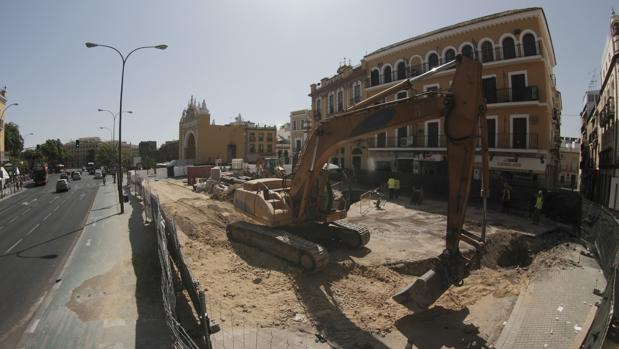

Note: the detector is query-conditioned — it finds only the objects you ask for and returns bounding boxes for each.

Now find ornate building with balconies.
[309,7,562,196]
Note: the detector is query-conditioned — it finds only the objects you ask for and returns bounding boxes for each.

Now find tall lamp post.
[85,42,167,214]
[99,126,113,142]
[97,109,133,143]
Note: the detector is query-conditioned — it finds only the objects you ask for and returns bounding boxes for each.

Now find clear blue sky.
[0,0,614,148]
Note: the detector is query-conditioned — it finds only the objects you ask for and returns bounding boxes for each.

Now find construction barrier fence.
[130,172,215,349]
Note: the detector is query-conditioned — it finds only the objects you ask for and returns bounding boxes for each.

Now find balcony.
[363,132,538,150]
[365,42,543,88]
[486,86,539,104]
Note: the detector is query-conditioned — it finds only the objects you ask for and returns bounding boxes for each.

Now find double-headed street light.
[85,42,167,214]
[0,102,18,120]
[99,126,113,141]
[97,109,132,143]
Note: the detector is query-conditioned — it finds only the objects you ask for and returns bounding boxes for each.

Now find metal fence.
[580,199,619,348]
[130,173,215,349]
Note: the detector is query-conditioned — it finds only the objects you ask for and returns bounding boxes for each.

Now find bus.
[32,163,48,186]
[87,162,95,175]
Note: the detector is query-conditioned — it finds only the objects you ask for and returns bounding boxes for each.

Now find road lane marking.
[6,238,22,253]
[32,198,37,202]
[53,205,59,212]
[26,223,40,236]
[27,319,40,334]
[42,213,52,221]
[21,208,31,215]
[9,216,17,223]
[50,197,59,203]
[86,239,91,247]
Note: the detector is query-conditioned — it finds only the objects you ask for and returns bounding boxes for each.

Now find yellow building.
[178,97,276,164]
[310,7,562,191]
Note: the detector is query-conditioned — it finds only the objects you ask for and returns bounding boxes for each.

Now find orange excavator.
[228,55,489,311]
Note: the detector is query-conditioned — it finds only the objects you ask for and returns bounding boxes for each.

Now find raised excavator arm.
[231,55,489,311]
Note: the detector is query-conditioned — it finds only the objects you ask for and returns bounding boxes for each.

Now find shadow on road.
[127,195,173,348]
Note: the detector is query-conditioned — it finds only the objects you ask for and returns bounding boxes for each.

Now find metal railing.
[490,86,539,103]
[365,42,542,88]
[362,132,539,149]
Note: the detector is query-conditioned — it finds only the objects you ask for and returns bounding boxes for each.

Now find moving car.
[56,179,70,192]
[72,172,81,180]
[94,169,103,179]
[60,173,70,181]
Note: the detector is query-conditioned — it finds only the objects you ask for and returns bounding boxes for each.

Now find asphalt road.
[0,173,101,348]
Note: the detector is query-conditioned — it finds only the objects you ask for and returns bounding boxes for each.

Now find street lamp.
[97,109,132,143]
[0,102,19,131]
[85,42,167,214]
[99,126,113,142]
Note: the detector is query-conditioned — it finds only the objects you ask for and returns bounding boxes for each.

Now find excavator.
[228,55,489,312]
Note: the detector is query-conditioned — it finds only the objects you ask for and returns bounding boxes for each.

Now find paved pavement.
[0,174,100,348]
[17,179,171,348]
[496,246,605,349]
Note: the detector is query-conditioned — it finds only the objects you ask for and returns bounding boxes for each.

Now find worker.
[501,182,511,213]
[387,175,396,200]
[532,190,543,224]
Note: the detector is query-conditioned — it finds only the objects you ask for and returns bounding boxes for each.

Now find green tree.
[96,142,117,169]
[21,149,42,170]
[39,139,67,169]
[4,122,24,160]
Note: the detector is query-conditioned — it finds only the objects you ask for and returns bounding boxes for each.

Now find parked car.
[72,172,82,180]
[56,179,70,192]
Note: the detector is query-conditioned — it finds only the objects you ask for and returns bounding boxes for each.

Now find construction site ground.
[147,178,604,348]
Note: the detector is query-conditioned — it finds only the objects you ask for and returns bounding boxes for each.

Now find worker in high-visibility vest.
[387,175,396,200]
[532,190,543,224]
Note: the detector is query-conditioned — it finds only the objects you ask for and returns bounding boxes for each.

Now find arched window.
[383,65,392,83]
[481,41,494,62]
[396,61,407,80]
[428,53,439,69]
[502,37,516,59]
[522,33,537,56]
[370,69,380,86]
[461,44,474,59]
[444,48,456,63]
[410,56,423,76]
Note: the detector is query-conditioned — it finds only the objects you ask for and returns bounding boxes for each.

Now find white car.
[94,170,103,179]
[56,179,70,192]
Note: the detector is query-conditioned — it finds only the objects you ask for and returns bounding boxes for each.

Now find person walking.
[102,173,107,186]
[394,176,401,199]
[501,182,511,213]
[532,190,543,224]
[387,175,396,200]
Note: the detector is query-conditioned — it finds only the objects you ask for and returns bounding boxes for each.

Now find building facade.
[276,123,291,164]
[309,7,561,193]
[581,13,619,210]
[289,109,311,158]
[178,97,276,165]
[580,90,601,201]
[559,137,580,190]
[64,137,102,169]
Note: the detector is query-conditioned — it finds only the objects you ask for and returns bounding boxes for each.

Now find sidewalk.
[18,182,172,348]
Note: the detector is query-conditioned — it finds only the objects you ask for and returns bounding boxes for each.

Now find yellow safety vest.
[394,179,400,189]
[535,195,543,209]
[387,178,396,189]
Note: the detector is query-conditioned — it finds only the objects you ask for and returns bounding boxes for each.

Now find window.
[522,33,537,56]
[383,66,392,83]
[249,132,256,141]
[396,61,407,80]
[267,133,273,142]
[461,44,474,59]
[316,98,322,116]
[295,139,302,151]
[292,121,296,130]
[396,91,408,100]
[249,143,256,153]
[267,144,272,153]
[510,73,527,102]
[425,84,439,93]
[370,69,380,86]
[259,133,264,142]
[353,83,361,103]
[444,48,456,63]
[502,37,516,59]
[426,121,439,147]
[300,120,305,129]
[428,53,439,69]
[511,116,528,149]
[328,94,334,114]
[259,144,264,153]
[487,118,496,148]
[480,41,494,62]
[482,77,497,103]
[376,132,387,148]
[397,126,408,147]
[337,90,344,112]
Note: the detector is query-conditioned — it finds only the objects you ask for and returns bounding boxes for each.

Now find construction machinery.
[228,55,489,312]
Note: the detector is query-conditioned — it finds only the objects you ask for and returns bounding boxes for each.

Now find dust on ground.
[147,179,583,348]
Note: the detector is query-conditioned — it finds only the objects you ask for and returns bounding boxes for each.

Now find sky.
[0,0,615,148]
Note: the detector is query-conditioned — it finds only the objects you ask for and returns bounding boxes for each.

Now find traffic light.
[36,144,40,151]
[75,140,80,149]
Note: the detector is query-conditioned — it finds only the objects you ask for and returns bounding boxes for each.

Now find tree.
[5,122,24,160]
[96,142,117,169]
[21,149,42,170]
[156,140,179,162]
[39,139,67,169]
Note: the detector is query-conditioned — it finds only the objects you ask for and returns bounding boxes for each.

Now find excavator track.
[226,221,329,272]
[287,221,371,249]
[329,221,371,248]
